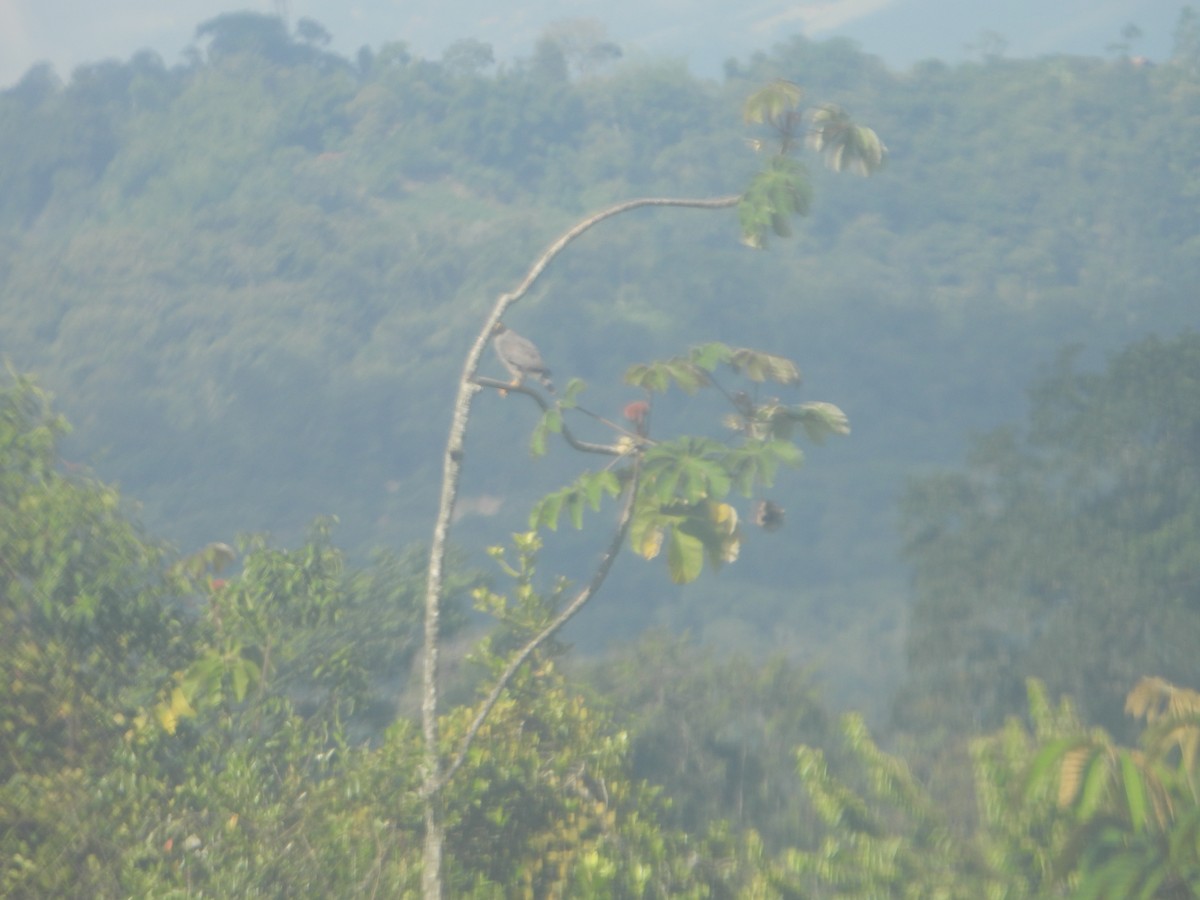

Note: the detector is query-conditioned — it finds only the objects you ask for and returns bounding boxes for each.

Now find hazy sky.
[0,0,1183,87]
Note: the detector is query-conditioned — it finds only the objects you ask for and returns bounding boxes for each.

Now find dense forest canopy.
[2,12,1199,714]
[4,8,1200,896]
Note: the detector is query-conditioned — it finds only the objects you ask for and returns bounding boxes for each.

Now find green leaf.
[728,348,801,385]
[743,80,804,127]
[567,491,585,530]
[725,450,762,495]
[582,470,620,508]
[1025,736,1087,802]
[686,456,732,502]
[738,156,812,248]
[1078,751,1111,821]
[807,104,887,175]
[666,528,705,584]
[764,440,804,468]
[644,440,733,505]
[630,514,664,560]
[1093,850,1154,900]
[529,471,621,532]
[623,363,667,392]
[530,420,548,457]
[796,401,851,443]
[529,407,563,458]
[623,359,709,394]
[230,656,255,703]
[561,377,586,406]
[181,653,227,704]
[647,458,685,503]
[530,491,566,531]
[688,342,734,372]
[1118,750,1149,833]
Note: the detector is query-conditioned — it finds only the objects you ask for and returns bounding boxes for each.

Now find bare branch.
[503,195,741,306]
[473,376,637,455]
[571,402,652,445]
[436,460,641,792]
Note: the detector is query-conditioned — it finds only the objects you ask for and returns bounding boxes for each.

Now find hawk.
[491,323,555,394]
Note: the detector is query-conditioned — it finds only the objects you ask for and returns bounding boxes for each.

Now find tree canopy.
[897,333,1200,740]
[3,11,1200,895]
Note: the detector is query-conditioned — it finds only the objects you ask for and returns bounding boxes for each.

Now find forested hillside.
[4,9,1200,896]
[4,13,1198,716]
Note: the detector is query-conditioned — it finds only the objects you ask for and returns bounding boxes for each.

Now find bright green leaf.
[1078,751,1111,821]
[666,528,705,584]
[530,491,566,531]
[1119,750,1148,833]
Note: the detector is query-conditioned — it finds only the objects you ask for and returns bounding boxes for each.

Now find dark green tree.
[896,333,1200,742]
[0,374,188,895]
[0,374,182,779]
[584,632,837,850]
[195,12,299,65]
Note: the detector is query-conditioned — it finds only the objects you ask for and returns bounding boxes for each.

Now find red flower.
[623,400,649,421]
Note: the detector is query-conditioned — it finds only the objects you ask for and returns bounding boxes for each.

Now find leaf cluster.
[526,343,847,584]
[10,376,1200,897]
[736,80,884,248]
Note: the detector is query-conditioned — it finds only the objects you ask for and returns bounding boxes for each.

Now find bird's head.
[491,322,508,336]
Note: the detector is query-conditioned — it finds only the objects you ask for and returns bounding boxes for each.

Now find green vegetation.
[897,334,1200,743]
[3,8,1200,897]
[5,370,1200,895]
[405,72,885,893]
[4,14,1197,722]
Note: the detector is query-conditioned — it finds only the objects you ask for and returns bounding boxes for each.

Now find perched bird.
[491,323,555,394]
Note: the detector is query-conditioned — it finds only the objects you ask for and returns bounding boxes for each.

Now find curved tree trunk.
[418,194,738,899]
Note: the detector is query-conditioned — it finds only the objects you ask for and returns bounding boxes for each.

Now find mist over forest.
[2,8,1200,896]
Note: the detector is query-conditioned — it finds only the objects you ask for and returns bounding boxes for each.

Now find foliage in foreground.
[1,371,1198,898]
[0,374,752,896]
[764,678,1200,899]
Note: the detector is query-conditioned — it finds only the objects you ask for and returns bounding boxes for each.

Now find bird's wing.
[500,331,546,371]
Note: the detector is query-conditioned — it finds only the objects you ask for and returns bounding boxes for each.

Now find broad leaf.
[624,359,710,394]
[1077,750,1111,821]
[529,406,563,457]
[728,348,801,385]
[666,528,705,584]
[807,104,887,175]
[794,401,851,443]
[743,79,804,128]
[530,490,566,531]
[688,342,734,372]
[583,469,621,507]
[1025,735,1088,802]
[643,439,732,504]
[529,471,622,531]
[1119,750,1148,833]
[561,377,586,405]
[230,656,259,703]
[738,156,812,249]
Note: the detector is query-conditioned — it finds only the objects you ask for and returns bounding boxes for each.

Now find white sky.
[0,0,1183,88]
